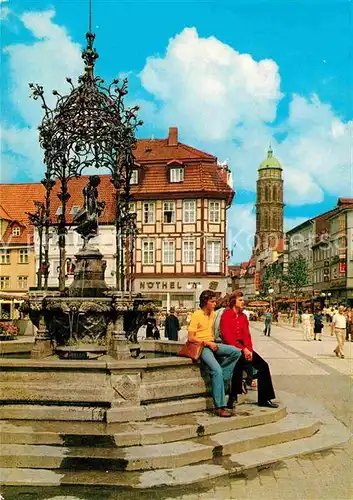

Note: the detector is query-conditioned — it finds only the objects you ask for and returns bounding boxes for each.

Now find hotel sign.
[139,281,183,291]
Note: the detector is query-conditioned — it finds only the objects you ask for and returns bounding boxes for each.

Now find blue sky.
[1,0,352,262]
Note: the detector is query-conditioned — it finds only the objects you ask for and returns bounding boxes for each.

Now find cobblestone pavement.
[2,323,352,500]
[181,322,353,500]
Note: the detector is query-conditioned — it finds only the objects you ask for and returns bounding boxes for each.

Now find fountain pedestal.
[109,315,131,360]
[69,247,108,297]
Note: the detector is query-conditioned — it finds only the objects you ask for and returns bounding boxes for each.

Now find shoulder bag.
[178,340,204,361]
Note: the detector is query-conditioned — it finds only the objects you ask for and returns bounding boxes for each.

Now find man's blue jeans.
[200,344,241,409]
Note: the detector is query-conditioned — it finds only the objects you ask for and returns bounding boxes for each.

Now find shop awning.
[247,300,270,307]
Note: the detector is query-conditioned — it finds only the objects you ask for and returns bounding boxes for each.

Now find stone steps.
[0,404,287,447]
[0,413,320,471]
[0,392,349,488]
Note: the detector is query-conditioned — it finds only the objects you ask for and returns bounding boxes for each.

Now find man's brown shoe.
[215,408,232,418]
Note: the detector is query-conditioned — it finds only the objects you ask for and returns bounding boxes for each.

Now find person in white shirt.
[331,305,347,358]
[301,309,312,341]
[243,309,251,321]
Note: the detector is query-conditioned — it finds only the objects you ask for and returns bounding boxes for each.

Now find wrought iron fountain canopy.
[29,28,142,294]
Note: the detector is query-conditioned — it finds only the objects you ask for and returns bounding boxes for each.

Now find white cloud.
[140,27,282,141]
[1,9,82,179]
[139,28,352,204]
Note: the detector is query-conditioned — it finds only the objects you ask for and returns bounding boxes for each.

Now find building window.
[182,240,195,264]
[12,226,20,236]
[265,185,270,201]
[0,277,10,289]
[163,202,176,223]
[209,201,221,223]
[18,276,28,289]
[19,249,29,264]
[130,170,139,185]
[170,168,184,183]
[162,240,175,265]
[143,202,155,224]
[183,200,196,223]
[0,249,10,264]
[142,240,154,265]
[129,202,136,214]
[206,240,221,272]
[272,185,277,201]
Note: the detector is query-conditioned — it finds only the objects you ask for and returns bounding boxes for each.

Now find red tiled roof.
[0,204,11,220]
[134,138,215,162]
[0,183,44,245]
[0,132,234,230]
[337,198,353,205]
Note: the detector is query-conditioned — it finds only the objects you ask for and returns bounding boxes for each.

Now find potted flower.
[0,322,19,341]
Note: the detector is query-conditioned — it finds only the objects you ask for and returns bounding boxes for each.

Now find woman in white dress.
[302,309,312,341]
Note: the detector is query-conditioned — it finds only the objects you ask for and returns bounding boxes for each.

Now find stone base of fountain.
[69,247,108,298]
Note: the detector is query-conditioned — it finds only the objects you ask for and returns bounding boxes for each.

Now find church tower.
[254,146,284,252]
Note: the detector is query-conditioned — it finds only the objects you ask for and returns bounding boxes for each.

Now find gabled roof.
[0,183,44,246]
[0,129,234,231]
[134,138,216,163]
[0,204,11,220]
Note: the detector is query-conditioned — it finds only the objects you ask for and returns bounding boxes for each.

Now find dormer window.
[12,226,20,236]
[167,160,184,183]
[170,168,184,183]
[130,169,139,185]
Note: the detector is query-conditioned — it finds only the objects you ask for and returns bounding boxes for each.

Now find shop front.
[133,277,227,311]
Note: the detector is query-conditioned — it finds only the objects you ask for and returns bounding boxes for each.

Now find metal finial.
[89,0,92,33]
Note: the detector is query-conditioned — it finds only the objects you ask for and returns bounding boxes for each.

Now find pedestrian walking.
[263,307,272,336]
[146,311,160,340]
[302,309,312,341]
[165,307,180,341]
[331,305,347,358]
[345,307,352,342]
[313,310,324,341]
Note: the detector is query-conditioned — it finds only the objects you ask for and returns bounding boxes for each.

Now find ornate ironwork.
[29,26,142,294]
[26,201,45,289]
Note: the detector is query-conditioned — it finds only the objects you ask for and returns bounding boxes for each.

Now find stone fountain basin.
[0,340,212,423]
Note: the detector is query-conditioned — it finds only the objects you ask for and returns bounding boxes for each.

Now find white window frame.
[162,240,175,265]
[19,249,29,264]
[129,202,136,214]
[209,201,221,223]
[18,276,28,289]
[182,240,195,265]
[0,250,10,264]
[142,239,155,265]
[163,201,176,224]
[206,240,222,273]
[143,202,155,224]
[130,170,139,185]
[0,277,10,289]
[170,168,184,183]
[12,226,20,236]
[183,200,196,224]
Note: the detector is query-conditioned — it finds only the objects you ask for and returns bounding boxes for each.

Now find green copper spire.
[258,145,282,170]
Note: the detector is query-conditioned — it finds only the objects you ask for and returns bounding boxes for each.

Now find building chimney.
[168,127,178,146]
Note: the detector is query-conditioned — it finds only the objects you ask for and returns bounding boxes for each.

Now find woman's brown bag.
[178,340,204,361]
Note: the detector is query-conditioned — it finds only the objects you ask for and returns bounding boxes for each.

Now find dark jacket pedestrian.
[146,312,160,339]
[313,312,324,340]
[165,308,180,341]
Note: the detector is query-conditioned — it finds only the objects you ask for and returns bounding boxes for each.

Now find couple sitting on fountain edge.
[188,289,278,418]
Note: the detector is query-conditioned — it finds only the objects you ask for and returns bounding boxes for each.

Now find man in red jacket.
[220,290,278,409]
